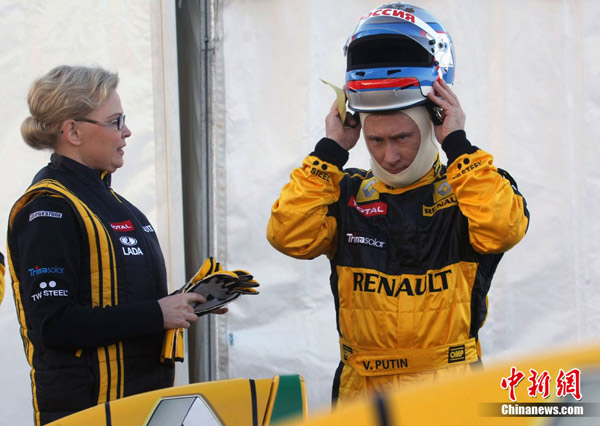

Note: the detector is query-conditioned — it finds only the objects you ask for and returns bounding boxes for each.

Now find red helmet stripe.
[347,78,420,91]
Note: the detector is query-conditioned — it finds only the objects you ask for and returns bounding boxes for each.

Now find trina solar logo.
[348,196,388,217]
[28,266,65,276]
[346,232,386,248]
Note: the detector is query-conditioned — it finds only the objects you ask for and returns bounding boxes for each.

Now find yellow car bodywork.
[48,374,306,426]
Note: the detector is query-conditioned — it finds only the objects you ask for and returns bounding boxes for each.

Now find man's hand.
[427,79,466,143]
[158,293,227,329]
[325,99,361,151]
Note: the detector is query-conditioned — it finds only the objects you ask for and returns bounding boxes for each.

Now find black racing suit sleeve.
[12,195,164,350]
[441,130,479,163]
[310,137,350,169]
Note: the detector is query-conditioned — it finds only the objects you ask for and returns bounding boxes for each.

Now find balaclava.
[360,106,438,188]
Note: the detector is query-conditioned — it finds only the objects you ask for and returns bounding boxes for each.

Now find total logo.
[120,236,144,256]
[348,196,388,217]
[111,220,135,232]
[31,280,69,301]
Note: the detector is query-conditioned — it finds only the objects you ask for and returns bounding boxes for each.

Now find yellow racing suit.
[267,131,529,403]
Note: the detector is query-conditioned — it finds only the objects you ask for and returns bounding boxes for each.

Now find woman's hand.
[158,293,228,329]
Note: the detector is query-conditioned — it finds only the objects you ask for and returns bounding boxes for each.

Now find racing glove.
[161,258,259,363]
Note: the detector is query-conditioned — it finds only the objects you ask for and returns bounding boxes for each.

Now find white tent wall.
[0,1,184,424]
[218,0,600,415]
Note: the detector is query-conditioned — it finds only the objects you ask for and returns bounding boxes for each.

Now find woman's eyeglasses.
[75,114,126,131]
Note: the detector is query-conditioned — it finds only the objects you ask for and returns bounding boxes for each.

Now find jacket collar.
[49,153,112,188]
[373,156,443,195]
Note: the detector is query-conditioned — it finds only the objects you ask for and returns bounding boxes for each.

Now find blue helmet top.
[344,3,455,112]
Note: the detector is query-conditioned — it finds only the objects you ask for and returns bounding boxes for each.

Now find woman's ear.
[60,120,82,146]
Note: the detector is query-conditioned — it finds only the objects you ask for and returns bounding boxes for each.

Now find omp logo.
[28,266,65,276]
[448,345,466,363]
[142,224,155,233]
[111,220,135,232]
[29,211,63,221]
[120,236,138,246]
[348,196,387,217]
[346,232,386,248]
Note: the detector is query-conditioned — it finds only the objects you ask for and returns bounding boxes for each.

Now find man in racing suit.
[267,79,529,403]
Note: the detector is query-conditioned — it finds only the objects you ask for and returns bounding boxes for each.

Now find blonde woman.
[7,65,221,425]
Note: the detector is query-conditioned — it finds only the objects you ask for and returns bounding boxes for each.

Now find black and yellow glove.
[187,269,260,314]
[161,257,260,363]
[162,257,220,363]
[230,270,260,295]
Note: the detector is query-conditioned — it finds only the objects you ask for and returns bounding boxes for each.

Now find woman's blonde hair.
[21,65,119,150]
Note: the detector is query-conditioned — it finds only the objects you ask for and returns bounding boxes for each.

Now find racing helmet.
[344,3,455,112]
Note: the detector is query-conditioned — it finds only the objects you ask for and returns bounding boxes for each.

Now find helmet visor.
[347,34,434,71]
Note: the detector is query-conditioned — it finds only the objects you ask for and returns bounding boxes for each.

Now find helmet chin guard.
[344,3,455,112]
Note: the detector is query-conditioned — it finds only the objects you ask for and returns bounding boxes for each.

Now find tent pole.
[175,0,219,383]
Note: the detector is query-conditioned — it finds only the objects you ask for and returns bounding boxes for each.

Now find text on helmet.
[360,9,415,24]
